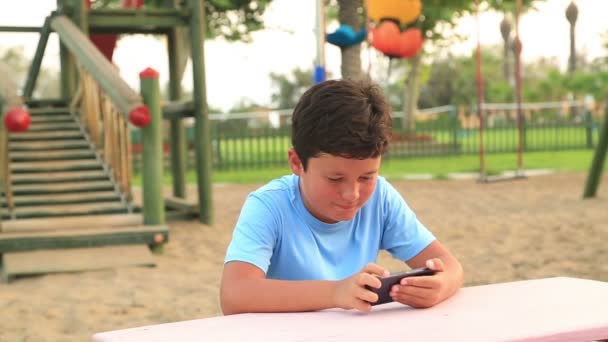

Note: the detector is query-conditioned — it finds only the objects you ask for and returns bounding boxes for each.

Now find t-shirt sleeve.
[380,180,435,262]
[224,193,279,274]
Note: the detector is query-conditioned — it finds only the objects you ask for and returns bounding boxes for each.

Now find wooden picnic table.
[93,277,608,342]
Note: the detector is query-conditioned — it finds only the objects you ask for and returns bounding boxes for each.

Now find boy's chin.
[330,211,358,222]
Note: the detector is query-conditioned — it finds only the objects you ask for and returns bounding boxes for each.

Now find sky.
[1,0,607,111]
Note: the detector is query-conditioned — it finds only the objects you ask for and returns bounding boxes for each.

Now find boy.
[220,79,463,314]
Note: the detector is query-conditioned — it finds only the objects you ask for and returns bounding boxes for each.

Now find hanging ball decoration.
[129,105,151,127]
[396,28,424,58]
[368,0,422,26]
[326,25,368,48]
[4,107,31,132]
[370,21,402,57]
[371,22,423,59]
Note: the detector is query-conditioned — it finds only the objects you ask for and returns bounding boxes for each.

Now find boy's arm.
[220,261,387,315]
[392,240,463,308]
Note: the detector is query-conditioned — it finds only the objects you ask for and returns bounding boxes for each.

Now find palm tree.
[565,1,578,74]
[337,0,363,80]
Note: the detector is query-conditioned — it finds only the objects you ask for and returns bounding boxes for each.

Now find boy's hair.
[291,79,392,170]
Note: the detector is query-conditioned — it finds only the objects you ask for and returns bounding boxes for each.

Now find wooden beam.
[51,15,143,117]
[2,245,155,282]
[165,196,198,213]
[88,8,189,34]
[189,0,213,224]
[22,17,52,99]
[0,225,168,253]
[162,101,194,119]
[583,108,608,198]
[0,26,41,33]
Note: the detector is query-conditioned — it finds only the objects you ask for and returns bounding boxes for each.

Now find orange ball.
[368,0,422,26]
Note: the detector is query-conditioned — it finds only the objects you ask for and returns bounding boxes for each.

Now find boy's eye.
[359,176,372,181]
[327,177,342,182]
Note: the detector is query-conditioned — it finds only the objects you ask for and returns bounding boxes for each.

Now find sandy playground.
[0,171,607,341]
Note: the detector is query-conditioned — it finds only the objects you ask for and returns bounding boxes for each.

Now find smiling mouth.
[336,204,357,211]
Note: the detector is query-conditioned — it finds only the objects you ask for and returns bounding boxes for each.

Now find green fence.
[131,101,604,173]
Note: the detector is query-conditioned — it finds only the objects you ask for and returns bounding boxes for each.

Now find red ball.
[371,22,423,59]
[4,107,31,132]
[129,105,151,127]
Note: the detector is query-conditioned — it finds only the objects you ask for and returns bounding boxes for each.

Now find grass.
[132,149,605,185]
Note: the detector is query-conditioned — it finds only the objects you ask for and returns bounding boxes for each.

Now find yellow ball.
[368,0,422,25]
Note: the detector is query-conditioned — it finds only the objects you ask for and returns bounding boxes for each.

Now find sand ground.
[1,172,607,341]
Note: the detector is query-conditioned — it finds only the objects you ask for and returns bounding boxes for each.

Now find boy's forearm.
[221,278,338,315]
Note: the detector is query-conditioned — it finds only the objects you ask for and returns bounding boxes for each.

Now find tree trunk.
[569,23,576,73]
[402,53,422,131]
[338,0,362,80]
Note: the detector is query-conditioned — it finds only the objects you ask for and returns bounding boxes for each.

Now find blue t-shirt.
[224,175,435,281]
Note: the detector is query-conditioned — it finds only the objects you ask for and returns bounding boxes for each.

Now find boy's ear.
[288,148,303,175]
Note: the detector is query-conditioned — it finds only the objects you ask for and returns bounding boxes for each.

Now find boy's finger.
[363,263,390,277]
[354,298,373,313]
[426,258,444,272]
[358,272,382,289]
[359,286,380,304]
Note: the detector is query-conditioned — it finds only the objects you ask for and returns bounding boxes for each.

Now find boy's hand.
[389,258,448,308]
[332,263,389,312]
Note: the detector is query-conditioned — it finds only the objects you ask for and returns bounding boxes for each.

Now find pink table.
[93,277,608,342]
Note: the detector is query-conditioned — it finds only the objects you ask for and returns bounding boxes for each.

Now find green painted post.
[167,30,187,199]
[450,105,458,154]
[583,109,608,198]
[140,68,165,224]
[23,17,51,99]
[189,0,213,224]
[57,0,74,99]
[585,109,593,149]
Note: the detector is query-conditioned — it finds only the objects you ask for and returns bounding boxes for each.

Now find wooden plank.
[12,181,114,194]
[10,149,95,161]
[27,107,70,115]
[9,131,83,141]
[27,122,80,132]
[30,115,73,124]
[2,245,155,281]
[11,170,108,184]
[11,160,101,173]
[24,99,67,108]
[3,190,120,207]
[3,202,128,219]
[1,213,143,233]
[9,140,90,151]
[165,196,198,212]
[0,224,168,253]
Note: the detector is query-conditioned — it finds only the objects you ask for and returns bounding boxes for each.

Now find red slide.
[88,0,143,61]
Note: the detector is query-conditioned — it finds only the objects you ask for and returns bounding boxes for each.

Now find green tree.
[391,0,546,130]
[90,0,274,42]
[1,47,59,98]
[269,68,314,109]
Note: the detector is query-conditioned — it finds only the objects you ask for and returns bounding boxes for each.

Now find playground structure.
[0,1,605,282]
[0,0,213,281]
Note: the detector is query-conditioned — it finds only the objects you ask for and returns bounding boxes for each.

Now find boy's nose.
[341,183,359,202]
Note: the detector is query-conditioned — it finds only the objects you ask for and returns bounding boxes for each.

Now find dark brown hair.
[291,79,392,170]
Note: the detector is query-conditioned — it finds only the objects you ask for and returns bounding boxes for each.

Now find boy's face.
[288,149,381,223]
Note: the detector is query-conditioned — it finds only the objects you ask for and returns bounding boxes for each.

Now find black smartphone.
[366,267,436,306]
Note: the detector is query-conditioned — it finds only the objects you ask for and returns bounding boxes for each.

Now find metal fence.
[131,101,604,173]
